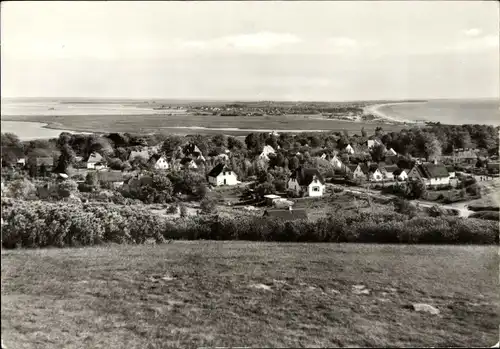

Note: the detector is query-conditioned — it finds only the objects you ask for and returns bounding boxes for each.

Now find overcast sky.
[1,1,499,101]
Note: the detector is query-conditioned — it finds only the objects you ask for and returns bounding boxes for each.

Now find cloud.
[178,32,302,52]
[463,28,482,37]
[447,34,499,52]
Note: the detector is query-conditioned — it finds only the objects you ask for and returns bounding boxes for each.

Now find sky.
[1,1,499,101]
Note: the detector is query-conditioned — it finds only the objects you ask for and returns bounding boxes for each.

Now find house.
[487,162,499,174]
[347,164,368,181]
[263,194,282,206]
[97,171,125,189]
[446,166,456,178]
[344,144,355,155]
[393,168,408,181]
[454,149,478,164]
[407,163,450,186]
[263,207,308,221]
[180,158,198,169]
[16,158,26,167]
[149,154,169,170]
[184,144,206,162]
[380,165,399,181]
[35,157,54,169]
[259,145,276,161]
[269,130,280,137]
[330,155,344,170]
[208,163,238,186]
[320,153,327,160]
[287,167,325,197]
[367,138,382,149]
[387,148,397,156]
[368,164,384,182]
[85,152,107,170]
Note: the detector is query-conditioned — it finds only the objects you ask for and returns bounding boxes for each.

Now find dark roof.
[263,209,308,221]
[415,164,449,178]
[180,157,195,165]
[446,165,457,172]
[289,167,325,186]
[97,171,125,183]
[382,165,399,173]
[393,168,405,176]
[86,152,103,163]
[36,157,54,166]
[384,155,399,165]
[208,163,232,177]
[358,164,369,174]
[347,164,358,172]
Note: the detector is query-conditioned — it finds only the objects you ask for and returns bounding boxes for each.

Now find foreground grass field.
[1,243,498,348]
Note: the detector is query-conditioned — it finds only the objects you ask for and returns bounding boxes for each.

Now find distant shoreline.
[363,101,428,124]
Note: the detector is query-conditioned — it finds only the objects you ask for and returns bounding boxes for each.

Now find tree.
[200,197,217,214]
[245,133,262,153]
[423,133,442,161]
[288,156,300,171]
[57,180,79,198]
[227,136,244,150]
[54,144,75,174]
[7,179,36,199]
[211,134,227,148]
[1,133,24,166]
[406,179,426,199]
[361,127,367,138]
[255,182,275,198]
[370,144,386,163]
[161,135,184,157]
[85,171,99,187]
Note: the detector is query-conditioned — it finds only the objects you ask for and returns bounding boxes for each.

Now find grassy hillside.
[2,242,498,348]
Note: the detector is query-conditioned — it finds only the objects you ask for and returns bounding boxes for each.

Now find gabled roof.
[261,145,276,154]
[358,164,369,174]
[180,157,195,165]
[86,152,103,163]
[393,168,406,176]
[36,157,54,166]
[414,163,449,179]
[289,167,325,186]
[381,165,399,173]
[184,143,203,156]
[263,209,308,221]
[208,163,233,177]
[149,154,168,163]
[347,164,358,172]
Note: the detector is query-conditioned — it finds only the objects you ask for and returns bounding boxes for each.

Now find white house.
[380,165,399,181]
[287,167,325,197]
[393,168,409,181]
[149,154,169,170]
[86,152,107,170]
[368,167,384,182]
[330,155,344,170]
[259,145,276,161]
[407,163,450,186]
[344,144,355,155]
[208,163,238,186]
[16,158,26,167]
[347,164,368,181]
[320,153,327,160]
[367,139,382,149]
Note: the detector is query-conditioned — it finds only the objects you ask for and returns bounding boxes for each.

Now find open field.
[2,243,498,348]
[2,113,406,137]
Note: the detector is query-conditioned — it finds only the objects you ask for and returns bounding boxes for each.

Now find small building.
[330,155,344,170]
[287,167,325,197]
[348,164,368,181]
[446,166,456,178]
[184,144,206,162]
[408,163,450,186]
[86,152,107,170]
[35,157,54,170]
[367,139,382,149]
[380,165,399,180]
[180,158,198,169]
[487,162,500,174]
[208,164,238,186]
[387,148,397,156]
[344,144,355,155]
[263,194,282,206]
[454,149,478,164]
[368,165,384,182]
[149,154,169,170]
[263,207,308,221]
[393,168,408,181]
[259,145,276,161]
[16,158,26,167]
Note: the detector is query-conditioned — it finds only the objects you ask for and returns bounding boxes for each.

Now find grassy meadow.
[2,113,405,136]
[1,242,498,348]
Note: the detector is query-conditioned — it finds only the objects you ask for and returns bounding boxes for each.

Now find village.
[2,125,499,223]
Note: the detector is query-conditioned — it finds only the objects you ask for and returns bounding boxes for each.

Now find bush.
[1,199,498,248]
[179,204,188,218]
[167,204,178,214]
[200,197,217,214]
[6,179,37,200]
[393,198,417,217]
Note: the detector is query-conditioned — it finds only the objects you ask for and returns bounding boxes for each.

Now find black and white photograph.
[1,1,499,348]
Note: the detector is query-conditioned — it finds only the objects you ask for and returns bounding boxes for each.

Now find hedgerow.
[1,199,498,248]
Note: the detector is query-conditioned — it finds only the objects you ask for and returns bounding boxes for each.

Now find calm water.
[377,99,500,126]
[1,121,91,140]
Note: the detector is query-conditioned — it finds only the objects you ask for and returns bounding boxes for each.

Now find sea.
[375,99,500,126]
[1,98,499,140]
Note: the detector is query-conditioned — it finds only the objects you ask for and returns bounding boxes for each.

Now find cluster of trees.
[2,198,497,249]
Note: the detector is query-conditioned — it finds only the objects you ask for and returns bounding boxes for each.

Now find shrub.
[393,198,417,217]
[200,197,217,214]
[167,204,178,214]
[6,179,37,200]
[179,204,188,218]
